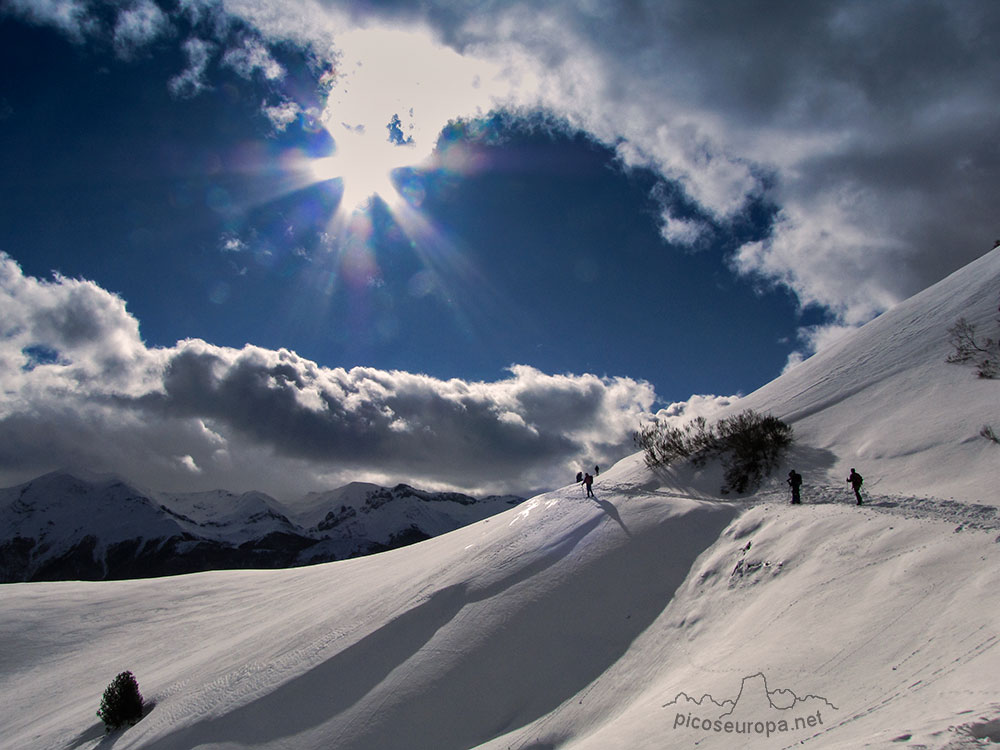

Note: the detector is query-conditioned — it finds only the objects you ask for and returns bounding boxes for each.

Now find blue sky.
[1,1,997,499]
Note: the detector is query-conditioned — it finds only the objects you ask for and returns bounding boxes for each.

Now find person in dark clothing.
[594,465,600,476]
[583,472,594,497]
[787,469,802,504]
[847,468,864,505]
[576,471,583,483]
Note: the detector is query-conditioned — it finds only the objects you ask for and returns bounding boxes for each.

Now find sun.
[310,127,412,212]
[301,25,508,214]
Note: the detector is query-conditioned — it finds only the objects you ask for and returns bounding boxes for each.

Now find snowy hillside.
[1,248,999,749]
[0,473,522,582]
[731,247,1000,503]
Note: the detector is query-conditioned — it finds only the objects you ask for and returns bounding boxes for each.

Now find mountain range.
[0,472,522,582]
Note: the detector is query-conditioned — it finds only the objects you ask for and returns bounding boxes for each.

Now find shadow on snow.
[144,500,736,750]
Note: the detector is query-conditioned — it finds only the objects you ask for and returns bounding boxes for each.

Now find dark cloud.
[124,342,640,487]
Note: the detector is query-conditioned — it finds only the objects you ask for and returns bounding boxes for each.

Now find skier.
[583,472,594,498]
[847,468,864,505]
[576,471,583,483]
[787,469,803,504]
[594,465,600,476]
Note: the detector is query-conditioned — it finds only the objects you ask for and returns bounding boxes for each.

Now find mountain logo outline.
[663,671,839,715]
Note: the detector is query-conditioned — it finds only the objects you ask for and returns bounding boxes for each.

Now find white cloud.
[219,232,248,253]
[649,393,742,429]
[169,37,214,98]
[317,25,514,169]
[732,202,909,326]
[0,253,147,392]
[0,254,658,498]
[222,36,285,81]
[659,214,709,247]
[781,322,856,373]
[262,100,301,131]
[113,0,171,58]
[2,0,95,40]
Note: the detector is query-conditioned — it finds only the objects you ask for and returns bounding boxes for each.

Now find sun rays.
[308,127,414,214]
[199,23,520,353]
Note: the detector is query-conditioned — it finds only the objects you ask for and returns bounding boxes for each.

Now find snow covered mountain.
[1,248,999,750]
[0,472,523,582]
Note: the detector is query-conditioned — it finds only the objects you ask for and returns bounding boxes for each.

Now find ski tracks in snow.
[752,484,1000,534]
[603,477,1000,534]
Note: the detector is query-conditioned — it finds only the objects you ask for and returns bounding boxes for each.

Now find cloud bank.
[0,255,659,498]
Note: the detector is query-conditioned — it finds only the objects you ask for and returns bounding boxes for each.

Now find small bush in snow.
[633,415,715,467]
[634,409,793,494]
[714,411,795,493]
[97,671,144,731]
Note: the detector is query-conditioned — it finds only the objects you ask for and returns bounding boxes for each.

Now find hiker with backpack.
[847,468,864,505]
[787,469,803,504]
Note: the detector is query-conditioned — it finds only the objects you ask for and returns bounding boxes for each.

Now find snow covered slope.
[1,248,998,749]
[731,246,1000,503]
[2,462,997,750]
[0,479,740,750]
[495,476,1000,750]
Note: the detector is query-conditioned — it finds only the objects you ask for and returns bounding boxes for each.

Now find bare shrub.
[635,409,793,494]
[947,318,999,379]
